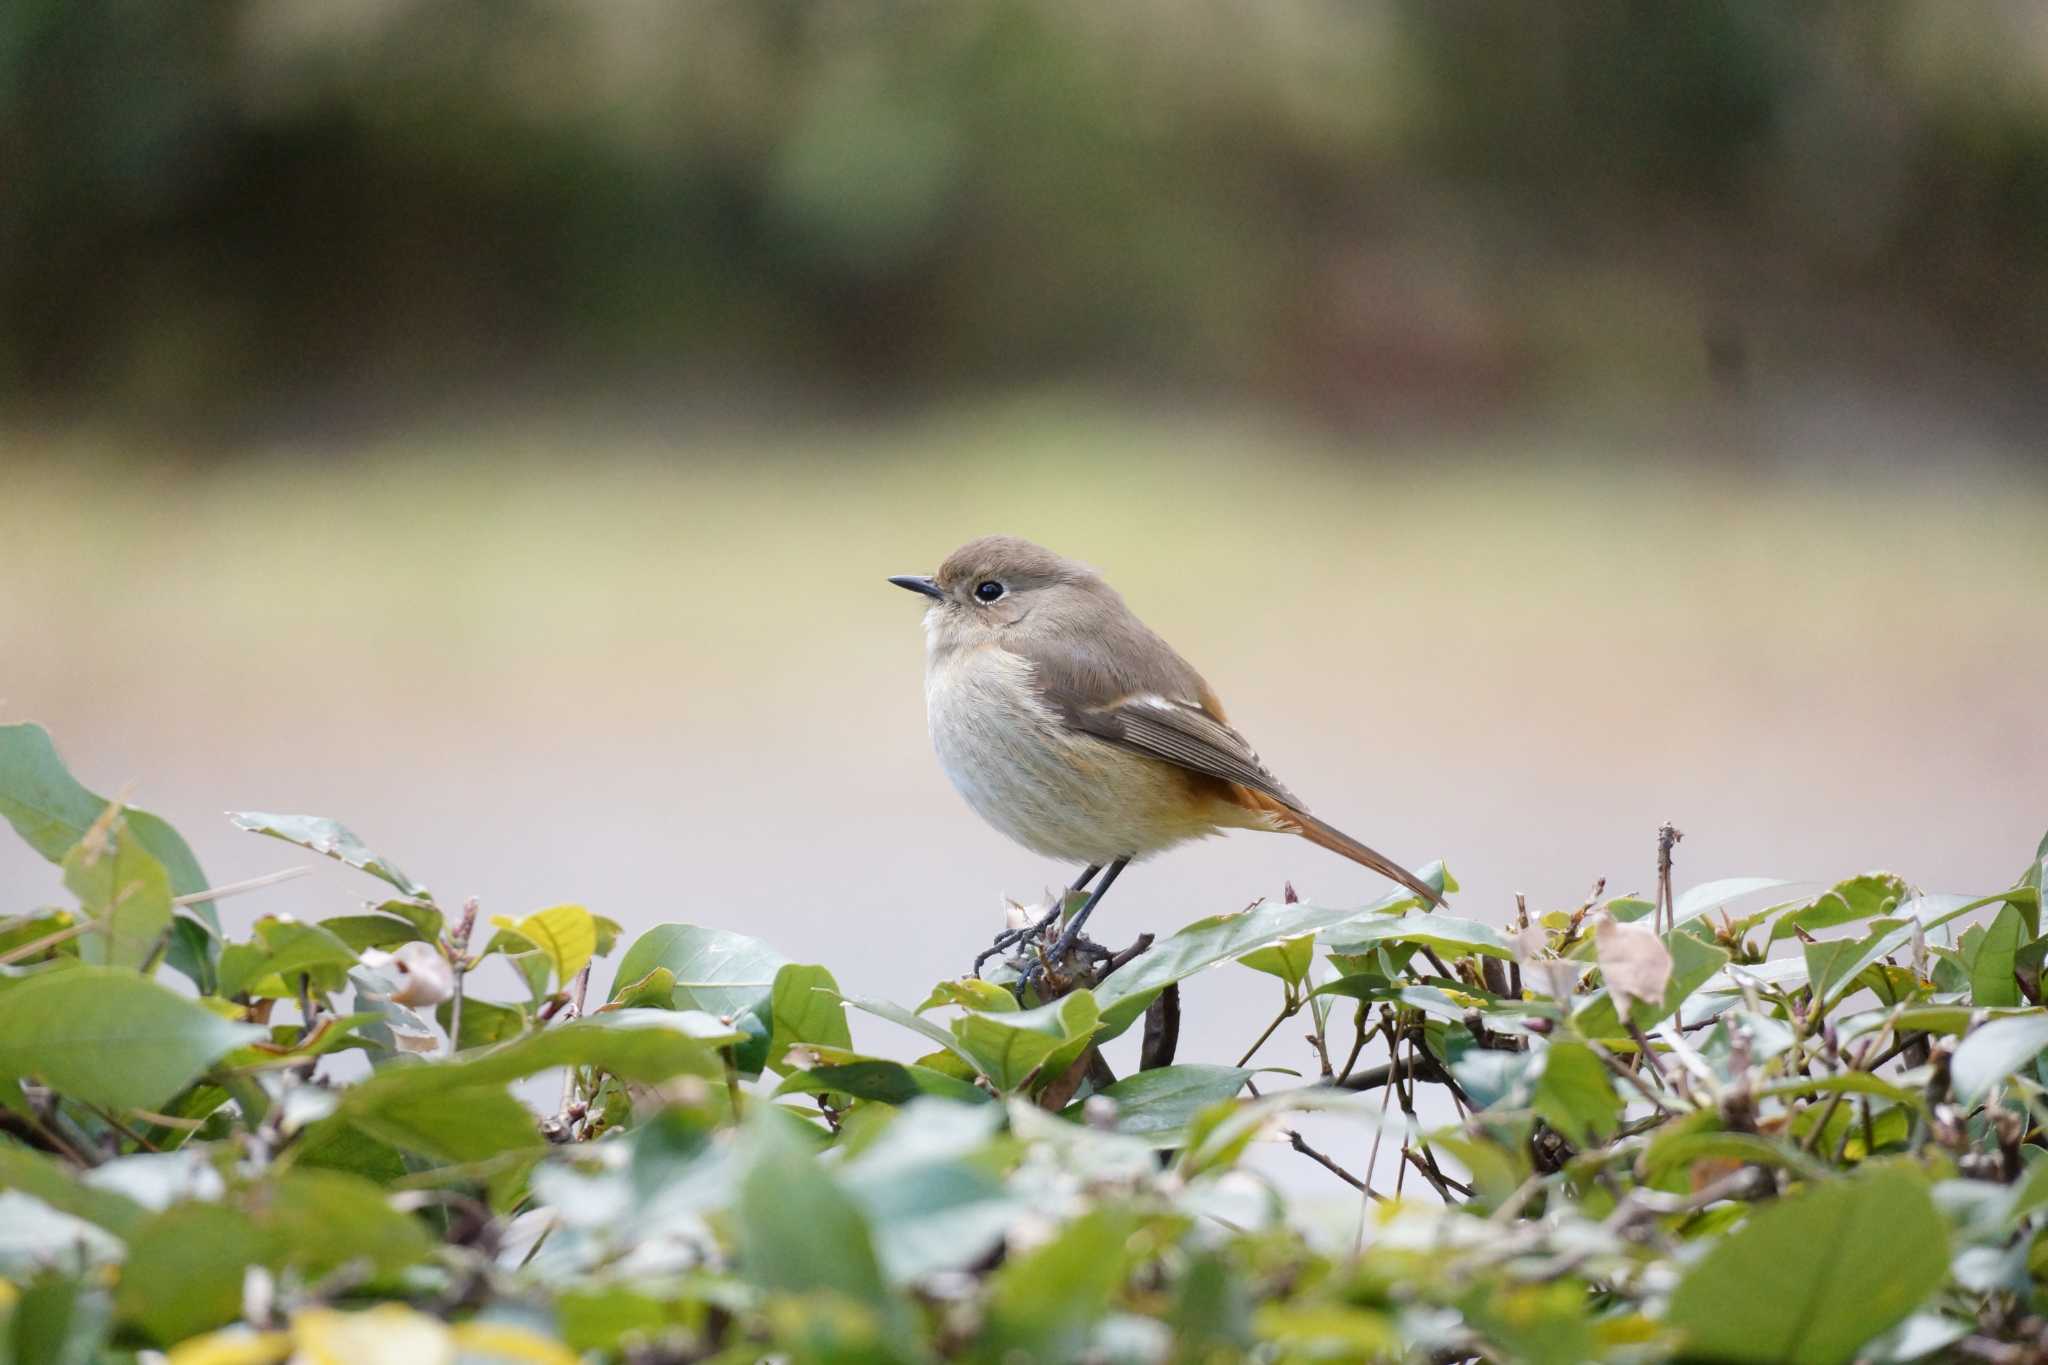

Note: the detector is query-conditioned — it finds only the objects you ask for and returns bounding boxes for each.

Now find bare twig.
[172,865,314,907]
[1656,823,1683,936]
[446,896,479,1052]
[0,918,94,966]
[1286,1129,1382,1200]
[1236,1003,1296,1069]
[1401,1146,1470,1199]
[557,961,595,1123]
[1336,1007,1370,1085]
[1624,1018,1669,1084]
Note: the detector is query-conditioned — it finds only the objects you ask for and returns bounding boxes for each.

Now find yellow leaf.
[491,903,595,989]
[164,1329,292,1365]
[290,1306,455,1365]
[450,1322,581,1364]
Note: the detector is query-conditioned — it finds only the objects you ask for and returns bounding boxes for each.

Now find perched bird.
[889,536,1441,980]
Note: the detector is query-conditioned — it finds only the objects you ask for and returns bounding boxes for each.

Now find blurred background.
[4,1,2045,1153]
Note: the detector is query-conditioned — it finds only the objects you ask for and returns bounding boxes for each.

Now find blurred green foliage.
[4,1,2048,429]
[6,720,2048,1361]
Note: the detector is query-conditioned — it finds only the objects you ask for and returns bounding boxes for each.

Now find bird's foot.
[972,902,1064,979]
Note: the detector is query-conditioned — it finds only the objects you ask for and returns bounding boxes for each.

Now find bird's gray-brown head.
[889,536,1117,656]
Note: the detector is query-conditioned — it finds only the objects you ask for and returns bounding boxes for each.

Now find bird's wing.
[1013,631,1303,808]
[1071,692,1302,808]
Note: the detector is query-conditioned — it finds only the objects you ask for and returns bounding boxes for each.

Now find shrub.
[0,720,2044,1363]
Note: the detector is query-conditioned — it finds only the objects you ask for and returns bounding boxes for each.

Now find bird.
[889,535,1441,985]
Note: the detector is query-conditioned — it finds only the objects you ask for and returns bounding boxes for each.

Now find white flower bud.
[386,939,455,1007]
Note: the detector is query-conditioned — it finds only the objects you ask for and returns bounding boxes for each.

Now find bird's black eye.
[974,580,1005,603]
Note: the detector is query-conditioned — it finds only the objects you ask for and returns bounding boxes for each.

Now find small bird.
[890,536,1441,981]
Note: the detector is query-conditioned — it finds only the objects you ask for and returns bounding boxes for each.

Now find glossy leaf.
[318,914,426,952]
[1238,932,1316,986]
[775,1049,990,1106]
[611,923,787,1019]
[0,966,262,1110]
[735,1112,894,1312]
[227,811,428,899]
[1063,1064,1252,1138]
[1322,911,1517,963]
[0,723,218,924]
[768,963,851,1073]
[1673,877,1796,925]
[490,903,596,989]
[1530,1041,1621,1147]
[1667,1167,1947,1364]
[1768,873,1909,941]
[62,822,174,971]
[217,918,360,999]
[1092,896,1412,1038]
[950,990,1099,1092]
[1963,902,2026,1008]
[1573,927,1729,1038]
[1952,1012,2048,1103]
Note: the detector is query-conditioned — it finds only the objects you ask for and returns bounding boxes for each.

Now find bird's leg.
[973,864,1100,978]
[1024,857,1131,991]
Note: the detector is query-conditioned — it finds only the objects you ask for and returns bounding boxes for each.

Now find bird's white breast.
[924,643,1226,865]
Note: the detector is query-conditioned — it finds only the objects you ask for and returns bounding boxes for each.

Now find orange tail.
[1234,788,1444,908]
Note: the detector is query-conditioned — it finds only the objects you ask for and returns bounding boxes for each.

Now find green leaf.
[1530,1041,1622,1147]
[844,995,983,1072]
[489,903,595,989]
[1796,891,2027,1011]
[434,994,528,1050]
[61,821,174,971]
[217,917,361,999]
[774,1049,989,1106]
[842,1104,1017,1284]
[1238,932,1316,986]
[980,1207,1145,1360]
[115,1201,261,1344]
[1769,873,1909,941]
[0,1146,147,1238]
[1643,1128,1835,1184]
[317,914,426,952]
[1666,1166,1948,1364]
[1753,1071,1921,1108]
[345,1084,540,1165]
[916,977,1018,1014]
[950,991,1099,1092]
[1952,1012,2048,1103]
[1464,1281,1599,1365]
[1062,1064,1251,1138]
[611,923,788,1018]
[0,723,218,926]
[369,897,445,940]
[1965,903,2026,1008]
[1323,911,1517,963]
[259,1168,434,1278]
[1665,876,1792,925]
[0,966,261,1110]
[223,1011,379,1070]
[736,1110,894,1312]
[1092,896,1413,1039]
[1572,926,1729,1038]
[8,1272,112,1365]
[605,966,678,1011]
[227,810,428,898]
[352,1008,727,1106]
[769,963,851,1072]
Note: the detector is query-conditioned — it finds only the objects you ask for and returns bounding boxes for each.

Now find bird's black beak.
[888,574,944,600]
